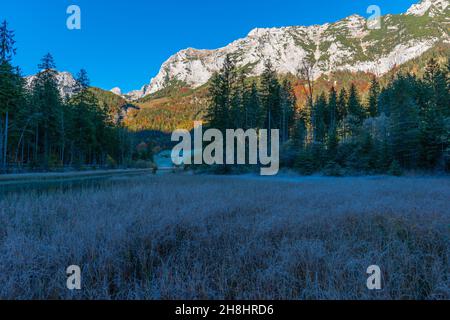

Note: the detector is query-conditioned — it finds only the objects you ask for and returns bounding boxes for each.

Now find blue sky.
[1,0,418,92]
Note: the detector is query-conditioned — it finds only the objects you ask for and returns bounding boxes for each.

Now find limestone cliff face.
[124,0,449,100]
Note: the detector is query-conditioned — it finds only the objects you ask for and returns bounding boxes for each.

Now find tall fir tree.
[31,53,63,168]
[388,75,421,168]
[327,86,338,129]
[279,79,296,143]
[0,21,24,169]
[0,21,16,62]
[347,83,365,123]
[260,60,281,132]
[206,54,238,132]
[367,76,380,118]
[244,81,261,129]
[313,92,328,143]
[419,59,448,168]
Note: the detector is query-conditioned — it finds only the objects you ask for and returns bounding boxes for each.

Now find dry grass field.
[0,174,449,300]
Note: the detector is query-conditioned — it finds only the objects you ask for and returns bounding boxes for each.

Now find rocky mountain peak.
[406,0,449,17]
[25,71,78,98]
[110,87,122,96]
[119,0,449,101]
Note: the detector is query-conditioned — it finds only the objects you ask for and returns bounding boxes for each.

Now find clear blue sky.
[1,0,418,92]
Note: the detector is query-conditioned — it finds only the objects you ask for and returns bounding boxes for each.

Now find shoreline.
[0,168,155,184]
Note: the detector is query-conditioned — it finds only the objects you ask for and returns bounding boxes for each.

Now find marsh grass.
[0,175,449,300]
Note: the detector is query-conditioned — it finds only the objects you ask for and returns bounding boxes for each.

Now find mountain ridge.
[118,0,449,100]
[25,71,78,98]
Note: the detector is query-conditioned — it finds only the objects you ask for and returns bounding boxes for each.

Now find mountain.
[110,87,122,96]
[407,0,448,16]
[25,71,79,98]
[25,71,135,124]
[125,0,449,100]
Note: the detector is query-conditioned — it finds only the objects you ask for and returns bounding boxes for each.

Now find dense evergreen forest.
[206,54,450,175]
[1,18,448,176]
[0,21,152,172]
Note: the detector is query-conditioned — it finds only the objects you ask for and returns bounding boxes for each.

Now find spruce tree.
[388,75,421,168]
[336,88,348,139]
[419,59,448,168]
[367,76,380,118]
[260,60,281,132]
[70,69,102,164]
[206,55,237,132]
[326,124,339,161]
[31,53,63,168]
[347,83,365,123]
[327,86,337,129]
[424,58,449,116]
[0,21,24,170]
[337,88,348,123]
[313,92,327,143]
[229,71,246,129]
[279,79,296,143]
[244,81,261,129]
[0,21,16,62]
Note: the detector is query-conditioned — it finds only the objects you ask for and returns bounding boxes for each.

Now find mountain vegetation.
[204,52,450,174]
[124,0,449,98]
[1,0,449,174]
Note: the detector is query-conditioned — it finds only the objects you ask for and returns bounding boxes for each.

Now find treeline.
[207,56,296,142]
[207,54,450,175]
[0,21,143,172]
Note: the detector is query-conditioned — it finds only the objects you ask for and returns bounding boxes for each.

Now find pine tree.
[313,92,327,143]
[346,83,365,137]
[260,60,281,132]
[70,69,102,164]
[326,87,339,161]
[367,76,380,118]
[337,88,348,123]
[388,75,421,168]
[347,83,365,123]
[0,21,16,62]
[327,86,338,129]
[31,53,63,168]
[230,71,246,129]
[244,81,261,129]
[0,21,23,170]
[326,124,339,160]
[292,116,307,149]
[418,59,449,169]
[336,88,348,139]
[424,58,449,117]
[206,54,237,132]
[279,79,296,143]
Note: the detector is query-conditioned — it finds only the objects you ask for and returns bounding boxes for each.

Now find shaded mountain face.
[123,0,449,100]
